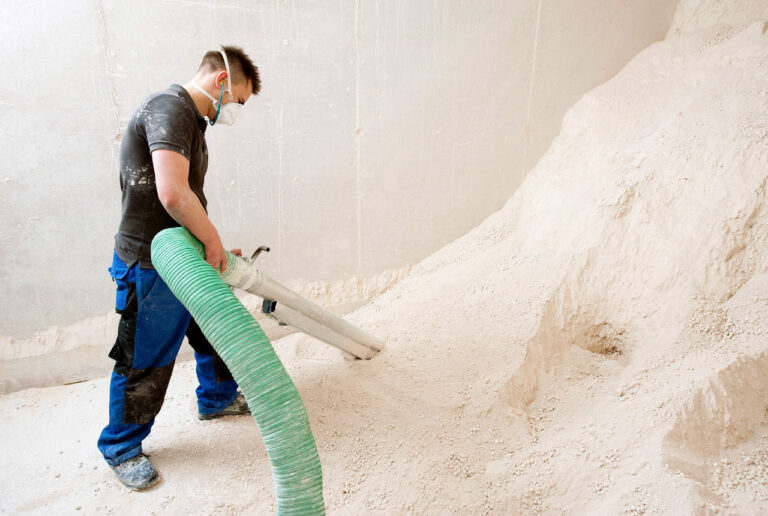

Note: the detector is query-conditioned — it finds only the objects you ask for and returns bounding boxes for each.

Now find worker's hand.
[229,248,242,256]
[203,235,228,273]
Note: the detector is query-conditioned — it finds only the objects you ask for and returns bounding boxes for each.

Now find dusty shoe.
[110,453,159,490]
[198,392,251,420]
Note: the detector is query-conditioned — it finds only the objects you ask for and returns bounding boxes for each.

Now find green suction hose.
[151,227,324,514]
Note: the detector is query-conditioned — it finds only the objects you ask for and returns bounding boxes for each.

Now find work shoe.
[110,453,159,490]
[198,392,251,420]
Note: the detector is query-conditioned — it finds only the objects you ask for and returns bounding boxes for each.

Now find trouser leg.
[97,253,191,465]
[186,317,239,415]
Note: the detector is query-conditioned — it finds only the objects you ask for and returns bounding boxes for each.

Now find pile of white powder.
[2,5,768,515]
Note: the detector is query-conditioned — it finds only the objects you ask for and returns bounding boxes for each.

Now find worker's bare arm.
[152,149,227,272]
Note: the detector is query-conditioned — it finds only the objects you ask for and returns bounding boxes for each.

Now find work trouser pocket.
[108,282,138,375]
[108,252,134,312]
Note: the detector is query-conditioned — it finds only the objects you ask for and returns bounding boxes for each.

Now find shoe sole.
[130,473,160,491]
[198,411,250,421]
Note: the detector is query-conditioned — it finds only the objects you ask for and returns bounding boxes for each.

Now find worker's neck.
[183,76,215,120]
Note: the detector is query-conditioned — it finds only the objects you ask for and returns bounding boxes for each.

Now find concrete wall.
[0,0,677,341]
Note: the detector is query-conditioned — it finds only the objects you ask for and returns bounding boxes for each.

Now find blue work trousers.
[97,251,238,466]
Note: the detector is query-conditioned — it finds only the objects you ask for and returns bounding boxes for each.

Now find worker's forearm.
[161,189,220,247]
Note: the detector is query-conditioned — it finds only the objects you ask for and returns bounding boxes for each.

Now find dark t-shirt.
[114,84,209,268]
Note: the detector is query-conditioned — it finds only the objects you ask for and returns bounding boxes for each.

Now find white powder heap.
[667,0,768,36]
[3,12,768,516]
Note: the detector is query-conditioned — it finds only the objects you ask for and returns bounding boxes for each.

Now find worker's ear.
[214,71,228,88]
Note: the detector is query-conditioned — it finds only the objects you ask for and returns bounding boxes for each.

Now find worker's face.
[200,71,252,125]
[214,71,252,107]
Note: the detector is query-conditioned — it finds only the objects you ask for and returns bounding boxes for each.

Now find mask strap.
[190,82,217,104]
[219,49,233,99]
[190,82,224,125]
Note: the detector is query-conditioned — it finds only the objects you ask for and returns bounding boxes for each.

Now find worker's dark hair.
[199,45,261,95]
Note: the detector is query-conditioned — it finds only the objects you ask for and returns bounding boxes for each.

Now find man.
[97,46,261,490]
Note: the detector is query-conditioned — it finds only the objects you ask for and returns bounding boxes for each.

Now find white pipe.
[221,254,384,359]
[267,303,377,359]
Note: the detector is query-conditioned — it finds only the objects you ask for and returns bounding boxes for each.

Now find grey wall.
[0,0,677,340]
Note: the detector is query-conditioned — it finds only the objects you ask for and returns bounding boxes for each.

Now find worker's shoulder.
[139,85,197,122]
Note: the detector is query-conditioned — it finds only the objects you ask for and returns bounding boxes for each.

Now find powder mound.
[664,273,768,513]
[319,20,768,513]
[667,0,768,37]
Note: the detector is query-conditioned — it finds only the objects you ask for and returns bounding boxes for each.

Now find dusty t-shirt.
[114,84,209,268]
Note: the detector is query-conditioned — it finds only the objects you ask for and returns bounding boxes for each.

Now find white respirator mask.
[191,49,243,126]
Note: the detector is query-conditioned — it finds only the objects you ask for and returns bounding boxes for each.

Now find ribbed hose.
[151,227,324,515]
